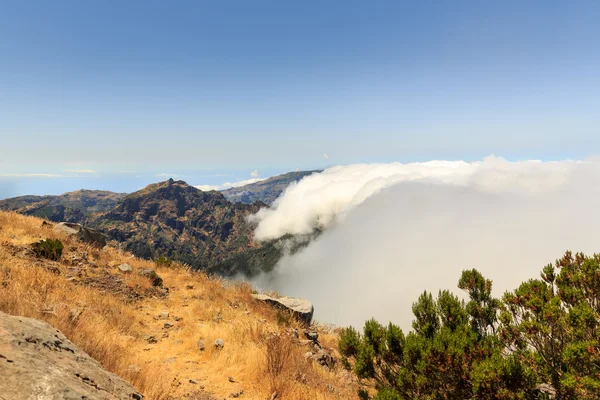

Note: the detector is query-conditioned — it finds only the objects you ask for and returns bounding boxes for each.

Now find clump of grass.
[276,309,292,326]
[154,256,173,268]
[32,238,64,261]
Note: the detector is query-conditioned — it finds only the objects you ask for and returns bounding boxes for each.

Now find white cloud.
[0,173,63,178]
[195,177,266,192]
[65,169,97,174]
[323,153,329,160]
[156,173,180,178]
[249,156,578,241]
[195,170,266,192]
[249,156,599,330]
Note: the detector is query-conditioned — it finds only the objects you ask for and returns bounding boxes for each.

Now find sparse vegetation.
[0,211,356,399]
[154,255,173,267]
[32,238,64,261]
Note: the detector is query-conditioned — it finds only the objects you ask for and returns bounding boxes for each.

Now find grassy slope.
[0,211,356,400]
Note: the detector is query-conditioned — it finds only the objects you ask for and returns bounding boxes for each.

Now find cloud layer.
[250,156,600,330]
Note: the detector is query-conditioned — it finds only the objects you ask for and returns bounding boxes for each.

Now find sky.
[1,0,599,198]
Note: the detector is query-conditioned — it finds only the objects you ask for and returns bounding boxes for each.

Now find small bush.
[154,256,173,268]
[32,239,63,261]
[276,310,292,326]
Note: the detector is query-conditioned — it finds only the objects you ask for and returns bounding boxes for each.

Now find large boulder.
[54,222,107,248]
[252,294,314,326]
[0,311,142,399]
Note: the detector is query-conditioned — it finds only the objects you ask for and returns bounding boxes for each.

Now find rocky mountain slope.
[222,170,320,204]
[0,189,126,224]
[0,175,315,276]
[0,211,356,399]
[92,179,282,276]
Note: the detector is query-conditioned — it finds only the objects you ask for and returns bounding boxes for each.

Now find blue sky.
[1,0,599,198]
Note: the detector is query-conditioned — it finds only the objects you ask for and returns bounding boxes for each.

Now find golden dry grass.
[0,211,357,399]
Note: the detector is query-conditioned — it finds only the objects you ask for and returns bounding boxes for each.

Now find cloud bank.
[195,170,266,191]
[250,156,600,330]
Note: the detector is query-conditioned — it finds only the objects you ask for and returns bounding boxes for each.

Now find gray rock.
[197,339,206,351]
[157,311,169,319]
[304,330,318,342]
[252,294,314,325]
[0,311,143,399]
[118,263,133,273]
[163,321,174,329]
[144,335,157,344]
[536,383,556,398]
[53,222,107,248]
[215,338,225,349]
[190,379,198,384]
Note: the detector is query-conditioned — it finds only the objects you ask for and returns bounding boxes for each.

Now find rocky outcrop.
[252,294,314,325]
[93,179,282,276]
[0,311,142,399]
[54,222,107,248]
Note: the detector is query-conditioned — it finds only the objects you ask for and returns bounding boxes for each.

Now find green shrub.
[275,310,292,326]
[154,256,173,268]
[32,239,64,261]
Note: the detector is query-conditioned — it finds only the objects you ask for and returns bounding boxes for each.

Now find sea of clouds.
[249,156,600,330]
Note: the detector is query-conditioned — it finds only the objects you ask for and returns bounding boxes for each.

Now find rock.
[197,339,206,351]
[164,322,174,329]
[228,376,235,382]
[157,311,169,319]
[270,392,278,400]
[231,390,243,398]
[53,222,107,248]
[127,364,142,374]
[186,284,194,289]
[304,349,336,368]
[252,294,314,326]
[139,268,163,287]
[304,330,318,342]
[173,316,182,322]
[215,338,224,349]
[189,379,198,384]
[144,335,157,344]
[118,263,133,273]
[0,311,143,399]
[536,383,556,398]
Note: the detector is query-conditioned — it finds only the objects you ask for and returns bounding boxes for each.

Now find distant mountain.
[91,179,282,276]
[0,190,126,224]
[0,173,319,276]
[222,170,321,204]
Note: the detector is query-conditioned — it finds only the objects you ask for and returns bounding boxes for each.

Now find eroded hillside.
[0,211,357,399]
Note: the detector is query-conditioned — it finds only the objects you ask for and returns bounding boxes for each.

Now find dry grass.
[0,211,357,399]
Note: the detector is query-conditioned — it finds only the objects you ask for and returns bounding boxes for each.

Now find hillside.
[0,210,357,399]
[0,189,126,224]
[91,179,282,276]
[222,171,320,204]
[0,175,318,276]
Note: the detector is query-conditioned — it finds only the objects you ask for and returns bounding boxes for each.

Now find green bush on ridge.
[340,251,600,400]
[31,238,64,261]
